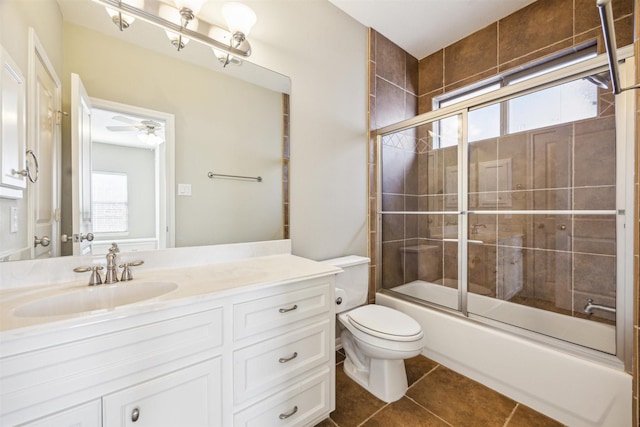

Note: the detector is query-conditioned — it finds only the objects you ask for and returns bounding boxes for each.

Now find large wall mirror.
[0,0,291,262]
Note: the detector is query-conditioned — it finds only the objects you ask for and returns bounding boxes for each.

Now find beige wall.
[62,23,284,248]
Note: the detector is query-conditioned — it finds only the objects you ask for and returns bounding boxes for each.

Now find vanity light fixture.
[159,4,199,51]
[208,27,242,67]
[214,2,256,67]
[104,0,144,31]
[95,0,256,64]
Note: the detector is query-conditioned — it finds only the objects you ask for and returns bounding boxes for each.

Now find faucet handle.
[119,260,144,281]
[74,265,104,286]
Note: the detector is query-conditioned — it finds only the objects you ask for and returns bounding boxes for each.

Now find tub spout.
[583,298,616,315]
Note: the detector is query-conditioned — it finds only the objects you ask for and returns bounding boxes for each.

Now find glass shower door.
[465,75,617,354]
[379,114,463,311]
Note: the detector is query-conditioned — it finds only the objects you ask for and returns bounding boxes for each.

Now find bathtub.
[393,280,615,353]
[377,283,632,426]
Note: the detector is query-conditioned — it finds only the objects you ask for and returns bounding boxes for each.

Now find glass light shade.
[222,2,256,37]
[174,0,206,15]
[138,131,164,146]
[105,0,145,27]
[105,7,135,26]
[159,4,198,47]
[212,47,232,61]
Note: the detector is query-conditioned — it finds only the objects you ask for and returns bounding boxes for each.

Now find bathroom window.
[432,44,599,147]
[91,171,129,234]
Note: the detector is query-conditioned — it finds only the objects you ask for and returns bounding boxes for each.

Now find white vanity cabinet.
[1,255,337,427]
[2,304,225,427]
[19,358,222,427]
[102,358,222,427]
[231,277,335,427]
[19,400,102,427]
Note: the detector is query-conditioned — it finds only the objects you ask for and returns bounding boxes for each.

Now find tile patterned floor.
[315,351,565,427]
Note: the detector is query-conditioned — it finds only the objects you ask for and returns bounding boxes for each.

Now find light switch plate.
[10,206,18,233]
[178,184,192,196]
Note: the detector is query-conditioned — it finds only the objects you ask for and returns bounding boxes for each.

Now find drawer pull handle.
[131,407,140,422]
[279,352,298,363]
[279,405,298,420]
[279,304,298,313]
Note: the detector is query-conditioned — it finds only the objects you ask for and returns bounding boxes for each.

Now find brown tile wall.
[283,93,290,239]
[417,0,634,114]
[634,2,639,426]
[368,30,419,302]
[369,0,638,419]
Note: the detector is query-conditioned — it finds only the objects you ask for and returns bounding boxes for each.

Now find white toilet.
[322,256,424,403]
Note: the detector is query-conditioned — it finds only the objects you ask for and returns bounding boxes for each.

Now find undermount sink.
[13,281,178,318]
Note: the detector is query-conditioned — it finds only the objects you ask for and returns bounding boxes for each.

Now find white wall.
[243,1,369,260]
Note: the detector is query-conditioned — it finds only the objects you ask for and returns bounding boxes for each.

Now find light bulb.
[138,131,164,146]
[222,2,256,38]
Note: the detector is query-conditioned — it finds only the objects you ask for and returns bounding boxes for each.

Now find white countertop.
[0,253,340,336]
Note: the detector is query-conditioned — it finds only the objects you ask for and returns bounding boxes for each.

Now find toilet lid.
[348,305,422,341]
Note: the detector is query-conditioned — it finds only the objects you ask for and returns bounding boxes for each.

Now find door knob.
[61,233,94,243]
[34,235,51,247]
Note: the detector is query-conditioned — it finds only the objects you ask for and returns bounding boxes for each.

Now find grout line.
[407,363,440,391]
[325,416,339,427]
[356,402,390,427]
[503,403,519,426]
[405,394,454,427]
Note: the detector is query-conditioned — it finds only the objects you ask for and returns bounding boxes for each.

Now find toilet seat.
[346,305,423,342]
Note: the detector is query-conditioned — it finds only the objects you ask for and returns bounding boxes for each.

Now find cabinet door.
[102,358,222,427]
[19,400,101,427]
[0,44,27,198]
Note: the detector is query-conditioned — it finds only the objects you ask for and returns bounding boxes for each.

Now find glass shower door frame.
[376,47,635,369]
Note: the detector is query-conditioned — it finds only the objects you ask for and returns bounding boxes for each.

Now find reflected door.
[31,45,61,259]
[70,73,93,255]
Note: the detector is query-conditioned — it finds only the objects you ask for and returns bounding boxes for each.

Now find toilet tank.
[321,255,370,313]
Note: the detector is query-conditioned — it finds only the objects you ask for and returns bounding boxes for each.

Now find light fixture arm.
[111,12,128,31]
[93,0,252,58]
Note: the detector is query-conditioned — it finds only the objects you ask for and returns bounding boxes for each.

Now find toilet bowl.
[338,304,424,402]
[321,256,424,403]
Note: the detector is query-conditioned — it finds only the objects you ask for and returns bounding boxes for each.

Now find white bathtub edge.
[376,293,632,427]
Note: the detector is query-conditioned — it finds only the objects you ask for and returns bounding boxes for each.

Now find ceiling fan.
[106,115,165,145]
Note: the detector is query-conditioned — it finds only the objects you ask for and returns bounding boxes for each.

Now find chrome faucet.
[105,243,120,284]
[583,298,616,315]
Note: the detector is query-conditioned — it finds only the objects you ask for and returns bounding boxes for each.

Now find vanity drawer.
[0,308,223,425]
[233,281,331,340]
[233,319,331,404]
[233,367,331,427]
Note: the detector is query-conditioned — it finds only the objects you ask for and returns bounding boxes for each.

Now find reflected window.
[92,171,128,233]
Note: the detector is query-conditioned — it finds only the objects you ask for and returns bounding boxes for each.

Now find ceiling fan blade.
[141,119,162,128]
[112,115,140,125]
[107,125,140,131]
